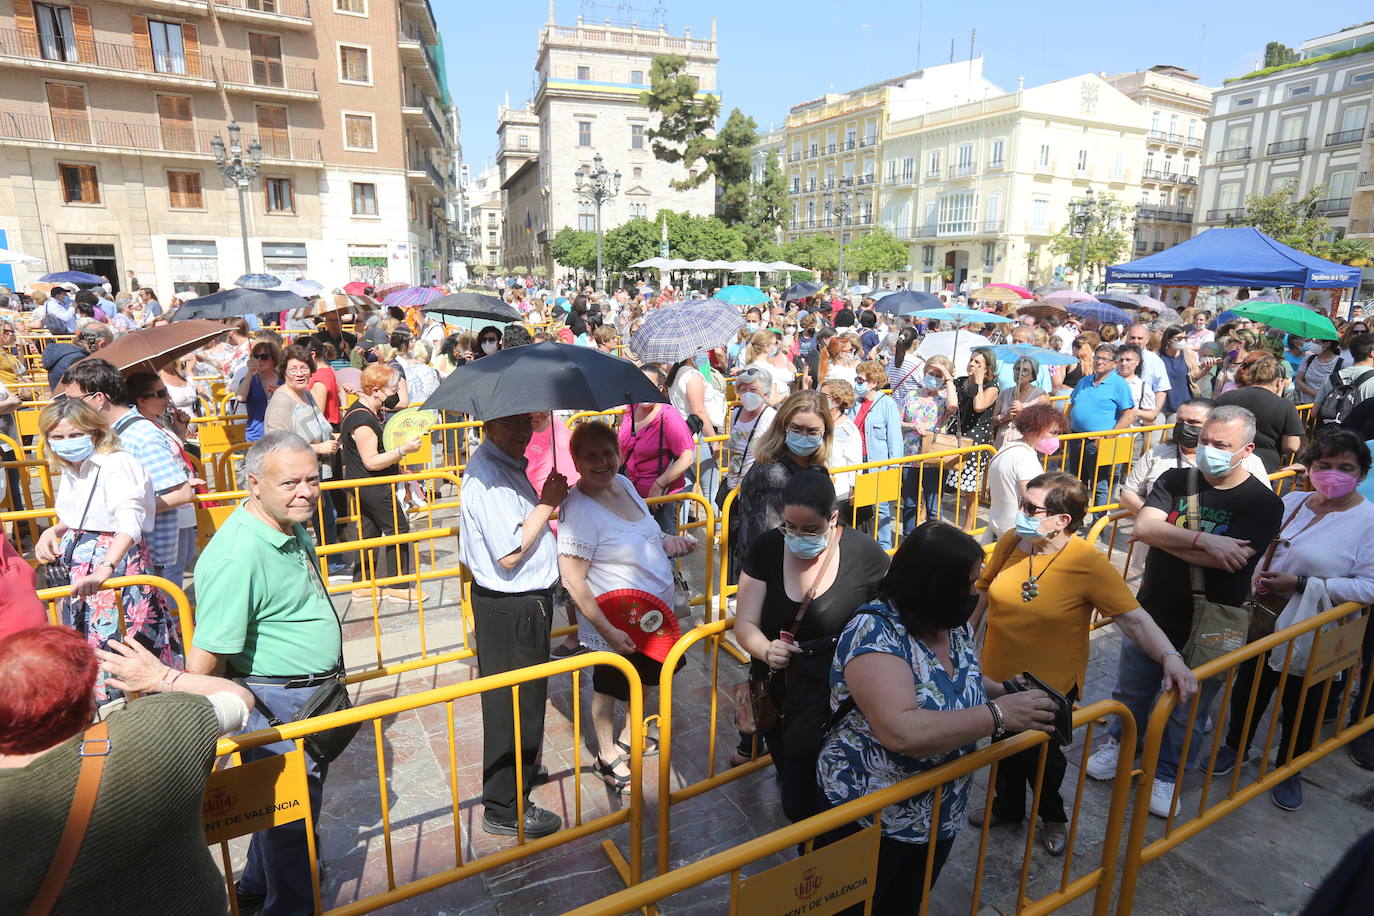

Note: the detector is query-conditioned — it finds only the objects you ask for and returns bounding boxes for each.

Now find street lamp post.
[573,153,621,290]
[1073,187,1097,292]
[825,183,855,288]
[210,121,263,275]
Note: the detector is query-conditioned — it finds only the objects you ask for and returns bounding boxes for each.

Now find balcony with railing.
[885,172,917,186]
[1135,239,1149,252]
[1267,138,1308,156]
[0,109,322,161]
[1315,197,1351,216]
[1148,130,1187,146]
[854,173,876,186]
[543,21,715,56]
[399,18,441,90]
[859,135,879,148]
[0,26,211,83]
[1215,146,1251,163]
[1326,128,1365,147]
[214,55,317,94]
[953,162,977,177]
[787,152,802,162]
[1360,171,1374,187]
[1152,241,1166,251]
[1205,207,1248,222]
[212,0,313,28]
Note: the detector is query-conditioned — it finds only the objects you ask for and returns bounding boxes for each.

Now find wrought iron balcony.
[1326,128,1364,147]
[1215,147,1251,163]
[1267,138,1308,156]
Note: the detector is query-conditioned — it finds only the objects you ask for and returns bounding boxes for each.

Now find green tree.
[640,54,719,190]
[601,211,747,272]
[846,229,909,277]
[548,227,597,271]
[740,150,788,255]
[780,234,839,273]
[714,108,759,224]
[512,265,530,275]
[1242,180,1332,254]
[1048,194,1133,287]
[1263,41,1298,67]
[1320,235,1373,266]
[531,265,550,279]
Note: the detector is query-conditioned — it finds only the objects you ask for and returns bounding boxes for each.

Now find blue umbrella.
[850,284,874,296]
[629,299,745,365]
[235,273,282,289]
[285,278,324,297]
[38,270,104,285]
[870,289,899,301]
[991,343,1078,367]
[1068,300,1132,326]
[878,290,943,314]
[909,306,1014,326]
[783,281,823,302]
[715,284,771,308]
[1208,309,1239,330]
[172,287,307,320]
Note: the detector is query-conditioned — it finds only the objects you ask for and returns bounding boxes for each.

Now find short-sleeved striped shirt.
[113,412,188,567]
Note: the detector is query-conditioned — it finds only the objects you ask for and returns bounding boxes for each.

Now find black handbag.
[247,668,360,764]
[41,466,102,589]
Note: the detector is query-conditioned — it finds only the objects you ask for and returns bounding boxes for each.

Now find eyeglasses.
[1092,355,1117,363]
[786,423,824,437]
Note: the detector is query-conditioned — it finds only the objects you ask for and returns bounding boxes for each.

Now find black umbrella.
[173,287,308,320]
[424,291,522,323]
[420,342,667,420]
[783,281,823,302]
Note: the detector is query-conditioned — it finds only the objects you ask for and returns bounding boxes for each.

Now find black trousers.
[1226,652,1324,765]
[821,812,956,916]
[472,583,554,822]
[352,483,411,582]
[992,686,1077,824]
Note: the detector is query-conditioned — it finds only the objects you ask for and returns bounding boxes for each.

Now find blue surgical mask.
[854,382,869,397]
[695,352,710,369]
[923,374,943,390]
[745,322,759,333]
[51,434,95,463]
[782,528,829,559]
[1197,444,1236,478]
[785,430,824,456]
[1014,510,1045,542]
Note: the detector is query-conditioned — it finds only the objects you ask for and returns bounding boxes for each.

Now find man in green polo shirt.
[189,431,341,916]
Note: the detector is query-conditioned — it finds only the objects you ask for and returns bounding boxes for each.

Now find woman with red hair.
[0,626,253,913]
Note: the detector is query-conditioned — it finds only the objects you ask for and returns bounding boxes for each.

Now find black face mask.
[1173,421,1202,448]
[382,393,401,410]
[926,591,979,631]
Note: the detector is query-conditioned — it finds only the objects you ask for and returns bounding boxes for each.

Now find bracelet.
[986,699,1006,738]
[167,670,185,691]
[1162,650,1184,664]
[1190,531,1202,549]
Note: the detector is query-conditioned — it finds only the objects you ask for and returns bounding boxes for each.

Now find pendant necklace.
[1021,542,1065,602]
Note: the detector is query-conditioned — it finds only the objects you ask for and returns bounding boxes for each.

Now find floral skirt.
[59,530,184,702]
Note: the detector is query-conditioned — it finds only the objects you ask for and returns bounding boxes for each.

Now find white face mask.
[481,340,498,355]
[739,391,765,412]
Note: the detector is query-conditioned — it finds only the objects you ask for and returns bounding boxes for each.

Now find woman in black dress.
[946,347,1000,530]
[341,363,422,601]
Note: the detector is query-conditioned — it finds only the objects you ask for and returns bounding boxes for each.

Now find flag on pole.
[525,211,532,235]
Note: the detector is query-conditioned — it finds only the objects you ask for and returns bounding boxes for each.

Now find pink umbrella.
[988,283,1032,299]
[343,281,370,295]
[1042,289,1096,306]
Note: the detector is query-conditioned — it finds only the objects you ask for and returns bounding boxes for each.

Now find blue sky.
[438,1,1372,174]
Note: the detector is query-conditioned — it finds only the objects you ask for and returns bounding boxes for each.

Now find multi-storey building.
[498,8,718,274]
[781,59,1002,256]
[1105,65,1213,256]
[1196,23,1373,240]
[0,0,458,296]
[466,162,503,271]
[876,74,1147,290]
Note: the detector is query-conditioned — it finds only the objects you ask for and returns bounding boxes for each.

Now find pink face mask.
[1309,469,1359,500]
[1034,436,1061,456]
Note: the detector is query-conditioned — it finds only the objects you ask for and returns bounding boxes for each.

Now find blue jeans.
[155,525,198,602]
[902,466,942,535]
[1066,438,1110,512]
[236,679,330,916]
[874,499,894,550]
[1107,640,1222,782]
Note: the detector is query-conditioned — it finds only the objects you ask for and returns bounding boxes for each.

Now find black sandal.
[617,736,659,757]
[593,754,631,793]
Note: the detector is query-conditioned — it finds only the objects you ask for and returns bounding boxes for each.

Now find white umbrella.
[765,261,813,273]
[0,246,43,266]
[702,259,733,269]
[914,330,980,377]
[631,257,669,269]
[683,259,714,270]
[729,260,772,272]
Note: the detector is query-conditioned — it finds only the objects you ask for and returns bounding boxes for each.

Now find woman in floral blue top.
[816,521,1057,914]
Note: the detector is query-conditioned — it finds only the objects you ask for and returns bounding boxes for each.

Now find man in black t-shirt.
[1085,405,1282,816]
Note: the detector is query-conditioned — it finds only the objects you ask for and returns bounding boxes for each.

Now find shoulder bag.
[1246,498,1322,643]
[40,466,102,589]
[26,721,109,916]
[1180,469,1251,666]
[732,536,838,738]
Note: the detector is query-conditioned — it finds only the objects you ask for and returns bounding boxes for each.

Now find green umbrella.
[1228,302,1338,340]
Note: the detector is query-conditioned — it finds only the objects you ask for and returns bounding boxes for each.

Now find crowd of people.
[2,275,1373,915]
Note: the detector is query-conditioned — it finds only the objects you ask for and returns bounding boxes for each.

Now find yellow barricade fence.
[1,430,55,515]
[569,699,1140,916]
[0,505,58,547]
[431,418,485,474]
[1043,423,1172,514]
[828,445,999,546]
[1115,601,1373,914]
[211,652,647,916]
[35,574,196,648]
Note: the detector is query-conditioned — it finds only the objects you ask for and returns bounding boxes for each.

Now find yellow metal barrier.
[565,409,625,430]
[1045,423,1172,513]
[1116,601,1372,914]
[829,444,999,545]
[430,418,484,473]
[569,699,1139,916]
[36,573,196,647]
[212,652,647,916]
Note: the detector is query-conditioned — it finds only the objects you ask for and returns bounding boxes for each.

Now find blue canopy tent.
[1105,227,1360,289]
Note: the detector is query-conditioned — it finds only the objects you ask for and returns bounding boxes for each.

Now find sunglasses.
[253,352,273,360]
[148,389,169,398]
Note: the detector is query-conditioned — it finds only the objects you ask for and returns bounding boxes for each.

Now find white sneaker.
[1148,778,1179,818]
[1085,738,1120,781]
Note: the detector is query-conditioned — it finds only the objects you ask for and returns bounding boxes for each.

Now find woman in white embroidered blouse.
[557,421,696,794]
[34,398,181,702]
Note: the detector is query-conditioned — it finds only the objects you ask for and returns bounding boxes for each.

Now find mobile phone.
[778,630,797,646]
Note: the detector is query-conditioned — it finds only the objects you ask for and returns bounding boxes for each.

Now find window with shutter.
[351,182,377,215]
[249,32,283,88]
[335,0,366,12]
[265,177,294,213]
[339,45,369,83]
[157,94,194,151]
[58,163,99,203]
[46,82,90,144]
[343,113,374,150]
[167,171,202,208]
[255,105,289,158]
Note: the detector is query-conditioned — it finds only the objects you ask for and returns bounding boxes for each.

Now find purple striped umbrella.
[381,286,444,308]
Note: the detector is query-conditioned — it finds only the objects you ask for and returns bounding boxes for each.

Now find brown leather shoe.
[967,805,1020,829]
[1040,820,1067,856]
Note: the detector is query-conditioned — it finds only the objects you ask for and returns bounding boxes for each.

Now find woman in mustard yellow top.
[970,471,1195,855]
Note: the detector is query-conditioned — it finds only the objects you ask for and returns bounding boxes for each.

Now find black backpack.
[1318,365,1374,426]
[42,311,70,336]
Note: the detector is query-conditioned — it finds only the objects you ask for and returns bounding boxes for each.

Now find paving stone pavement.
[206,508,1374,915]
